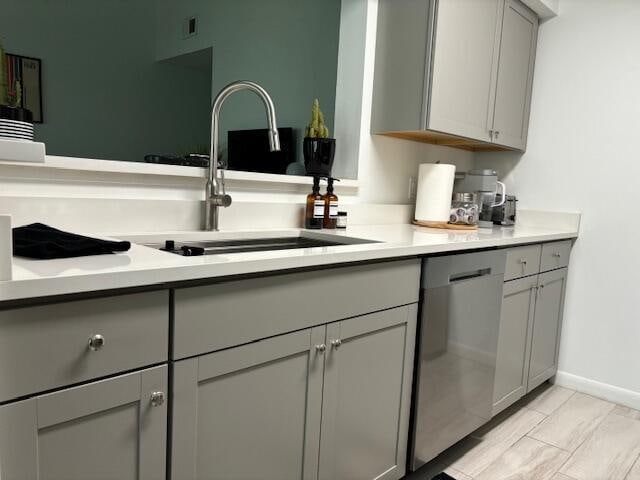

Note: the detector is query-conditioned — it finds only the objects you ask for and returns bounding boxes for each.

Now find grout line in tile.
[552,401,619,477]
[524,434,571,453]
[526,388,576,417]
[623,452,640,480]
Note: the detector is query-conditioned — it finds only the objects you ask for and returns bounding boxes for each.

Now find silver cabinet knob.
[150,391,165,407]
[88,334,105,351]
[315,344,326,353]
[330,339,342,349]
[519,259,527,265]
[553,252,561,258]
[494,131,500,139]
[539,284,545,290]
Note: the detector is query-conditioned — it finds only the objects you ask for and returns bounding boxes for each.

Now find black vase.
[303,137,336,177]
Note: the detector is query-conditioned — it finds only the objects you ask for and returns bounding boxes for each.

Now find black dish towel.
[13,223,131,260]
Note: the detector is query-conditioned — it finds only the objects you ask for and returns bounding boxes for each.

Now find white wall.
[478,0,640,402]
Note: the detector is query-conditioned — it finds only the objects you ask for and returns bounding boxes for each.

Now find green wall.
[155,0,342,164]
[0,0,341,167]
[0,0,211,162]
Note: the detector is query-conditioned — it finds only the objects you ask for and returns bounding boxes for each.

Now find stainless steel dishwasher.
[409,250,506,470]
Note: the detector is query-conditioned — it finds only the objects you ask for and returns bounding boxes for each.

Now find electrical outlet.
[408,176,417,201]
[183,16,198,39]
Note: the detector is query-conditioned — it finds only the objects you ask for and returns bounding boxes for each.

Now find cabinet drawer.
[540,240,571,272]
[0,291,169,403]
[504,245,542,280]
[173,259,421,359]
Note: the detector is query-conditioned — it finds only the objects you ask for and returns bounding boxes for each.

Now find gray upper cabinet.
[428,0,503,143]
[318,306,417,480]
[527,268,568,392]
[493,275,538,415]
[171,327,326,480]
[0,366,167,480]
[372,0,539,152]
[491,0,539,149]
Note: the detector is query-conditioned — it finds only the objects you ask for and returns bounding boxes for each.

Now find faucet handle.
[220,168,227,196]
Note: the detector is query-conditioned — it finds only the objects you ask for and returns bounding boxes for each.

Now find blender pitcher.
[478,181,506,228]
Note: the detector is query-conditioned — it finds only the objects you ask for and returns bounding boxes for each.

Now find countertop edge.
[0,228,578,304]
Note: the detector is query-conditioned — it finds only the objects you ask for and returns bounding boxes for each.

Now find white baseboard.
[554,371,640,410]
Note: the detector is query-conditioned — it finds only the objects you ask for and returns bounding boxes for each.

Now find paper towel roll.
[0,215,12,281]
[414,163,456,223]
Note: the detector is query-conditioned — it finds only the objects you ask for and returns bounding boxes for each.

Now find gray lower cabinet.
[171,327,326,480]
[0,365,167,480]
[319,306,417,480]
[171,305,417,480]
[493,275,538,415]
[527,268,568,392]
[493,265,569,415]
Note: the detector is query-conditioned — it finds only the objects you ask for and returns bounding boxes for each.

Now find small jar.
[450,193,479,226]
[336,211,348,229]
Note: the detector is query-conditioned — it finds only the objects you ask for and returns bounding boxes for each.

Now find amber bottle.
[323,177,339,229]
[305,176,324,229]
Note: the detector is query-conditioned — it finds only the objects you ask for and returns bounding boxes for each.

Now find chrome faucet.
[204,81,281,231]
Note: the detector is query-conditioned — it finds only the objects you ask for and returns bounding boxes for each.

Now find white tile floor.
[406,383,640,480]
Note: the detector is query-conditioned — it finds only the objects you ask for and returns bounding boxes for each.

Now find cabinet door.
[428,0,504,142]
[318,305,417,480]
[491,0,539,150]
[172,327,326,480]
[527,268,568,392]
[0,366,167,480]
[493,275,538,416]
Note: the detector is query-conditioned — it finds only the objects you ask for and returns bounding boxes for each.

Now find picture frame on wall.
[6,54,43,123]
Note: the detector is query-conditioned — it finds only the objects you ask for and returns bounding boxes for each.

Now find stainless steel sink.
[145,235,376,257]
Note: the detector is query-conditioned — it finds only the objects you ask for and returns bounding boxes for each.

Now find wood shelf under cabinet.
[378,130,518,152]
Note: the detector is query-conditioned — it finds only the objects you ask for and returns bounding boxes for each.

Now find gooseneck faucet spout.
[205,81,281,231]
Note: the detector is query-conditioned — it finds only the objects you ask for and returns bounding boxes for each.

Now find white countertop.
[0,222,578,303]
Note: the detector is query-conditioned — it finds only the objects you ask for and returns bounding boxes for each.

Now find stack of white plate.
[0,119,34,141]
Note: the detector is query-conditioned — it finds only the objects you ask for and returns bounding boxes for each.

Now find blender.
[453,169,506,228]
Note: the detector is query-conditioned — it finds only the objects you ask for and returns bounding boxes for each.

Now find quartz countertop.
[1,221,578,303]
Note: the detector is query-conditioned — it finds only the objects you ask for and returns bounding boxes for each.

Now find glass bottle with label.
[323,177,339,229]
[305,176,324,229]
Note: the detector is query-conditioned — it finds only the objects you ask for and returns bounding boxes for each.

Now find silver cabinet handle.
[519,259,528,273]
[494,131,500,139]
[489,129,494,140]
[150,391,165,407]
[539,284,545,289]
[88,334,105,351]
[315,344,326,353]
[553,252,561,258]
[330,339,342,349]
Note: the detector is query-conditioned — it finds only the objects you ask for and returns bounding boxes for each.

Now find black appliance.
[228,127,294,174]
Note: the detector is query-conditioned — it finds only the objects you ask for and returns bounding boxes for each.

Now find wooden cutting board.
[412,220,478,231]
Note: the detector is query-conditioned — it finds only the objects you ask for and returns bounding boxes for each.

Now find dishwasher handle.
[421,250,506,289]
[449,268,492,283]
